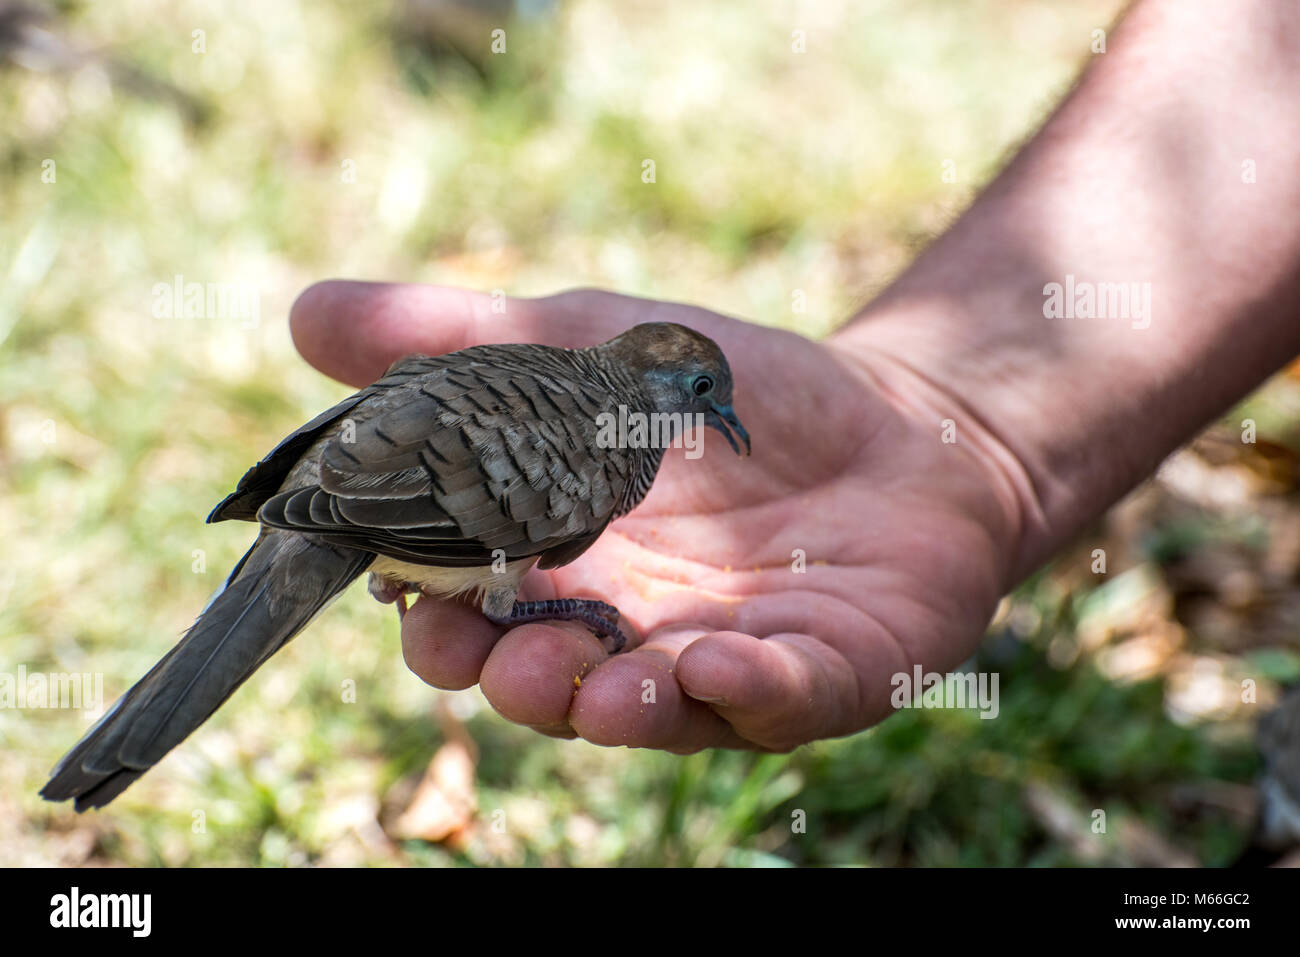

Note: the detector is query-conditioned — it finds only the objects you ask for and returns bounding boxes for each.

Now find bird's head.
[601,322,750,456]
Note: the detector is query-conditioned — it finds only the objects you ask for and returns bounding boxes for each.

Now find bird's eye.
[691,375,714,396]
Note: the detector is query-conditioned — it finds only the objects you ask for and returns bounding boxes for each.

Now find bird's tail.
[41,531,373,811]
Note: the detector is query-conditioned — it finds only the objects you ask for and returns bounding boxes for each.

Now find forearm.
[836,0,1300,583]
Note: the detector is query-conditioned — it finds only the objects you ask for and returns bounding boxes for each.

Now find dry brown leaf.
[387,739,478,846]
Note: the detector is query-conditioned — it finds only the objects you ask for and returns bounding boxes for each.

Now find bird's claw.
[486,597,630,654]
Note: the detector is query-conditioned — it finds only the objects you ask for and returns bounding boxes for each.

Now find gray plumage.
[248,343,649,567]
[42,322,748,811]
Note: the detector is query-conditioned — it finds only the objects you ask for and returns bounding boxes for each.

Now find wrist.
[832,0,1300,584]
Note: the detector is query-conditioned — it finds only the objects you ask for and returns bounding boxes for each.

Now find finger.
[567,625,753,752]
[399,595,501,691]
[477,621,610,737]
[401,598,608,738]
[674,631,866,750]
[289,281,649,387]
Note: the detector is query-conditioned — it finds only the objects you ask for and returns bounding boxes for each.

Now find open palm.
[290,281,1024,751]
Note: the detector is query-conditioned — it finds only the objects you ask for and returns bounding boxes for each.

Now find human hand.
[290,281,1027,751]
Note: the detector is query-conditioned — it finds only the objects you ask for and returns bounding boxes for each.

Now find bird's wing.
[256,350,634,569]
[207,354,446,523]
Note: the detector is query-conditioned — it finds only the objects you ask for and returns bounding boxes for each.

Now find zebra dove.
[41,321,749,811]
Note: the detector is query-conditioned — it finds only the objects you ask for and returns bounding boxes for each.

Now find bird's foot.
[368,574,415,622]
[485,598,630,654]
[368,573,406,604]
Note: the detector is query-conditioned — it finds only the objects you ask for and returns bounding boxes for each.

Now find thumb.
[289,280,651,387]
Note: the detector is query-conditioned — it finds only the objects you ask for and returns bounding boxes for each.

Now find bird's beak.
[706,403,751,456]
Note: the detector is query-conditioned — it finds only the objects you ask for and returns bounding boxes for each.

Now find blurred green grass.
[5,0,1283,866]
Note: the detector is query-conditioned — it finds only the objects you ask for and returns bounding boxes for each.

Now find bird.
[41,321,749,811]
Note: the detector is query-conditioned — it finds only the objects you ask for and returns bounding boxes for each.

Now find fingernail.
[690,693,729,706]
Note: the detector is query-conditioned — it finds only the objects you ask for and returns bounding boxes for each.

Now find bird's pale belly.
[367,554,535,605]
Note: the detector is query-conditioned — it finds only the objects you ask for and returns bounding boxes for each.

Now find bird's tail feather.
[41,531,372,811]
